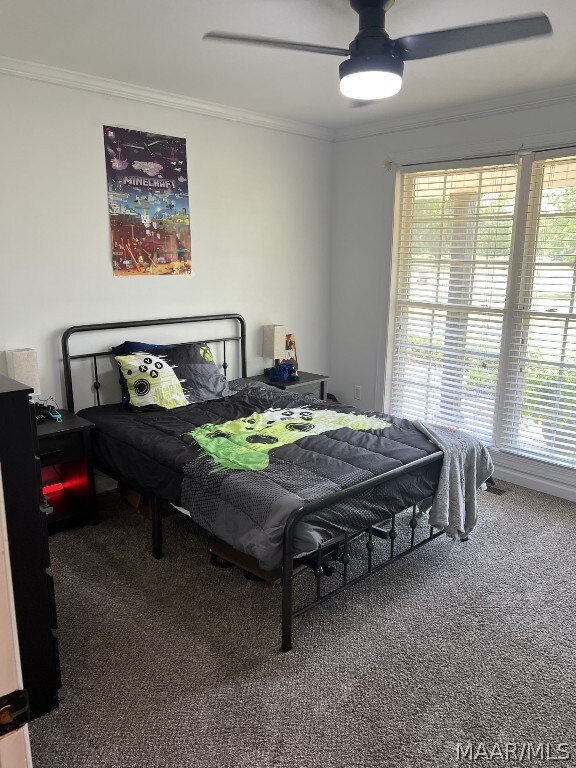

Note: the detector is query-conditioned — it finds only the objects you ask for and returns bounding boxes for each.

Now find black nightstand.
[249,371,329,400]
[36,409,97,531]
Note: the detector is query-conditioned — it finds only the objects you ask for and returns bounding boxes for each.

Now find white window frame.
[385,149,576,496]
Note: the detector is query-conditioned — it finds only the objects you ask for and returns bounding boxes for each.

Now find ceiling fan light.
[340,70,402,100]
[339,54,404,100]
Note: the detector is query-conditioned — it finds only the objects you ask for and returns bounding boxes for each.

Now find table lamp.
[262,325,286,369]
[6,348,41,398]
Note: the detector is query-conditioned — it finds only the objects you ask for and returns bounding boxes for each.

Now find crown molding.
[4,54,576,147]
[383,126,576,168]
[0,55,334,142]
[333,83,576,142]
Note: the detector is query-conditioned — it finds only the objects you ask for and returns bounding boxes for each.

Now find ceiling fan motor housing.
[341,2,404,87]
[340,13,404,85]
[339,48,404,81]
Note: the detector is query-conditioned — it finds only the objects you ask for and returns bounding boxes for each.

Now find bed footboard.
[150,451,444,651]
[281,451,444,652]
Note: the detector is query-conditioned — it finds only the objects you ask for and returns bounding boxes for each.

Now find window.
[389,152,576,469]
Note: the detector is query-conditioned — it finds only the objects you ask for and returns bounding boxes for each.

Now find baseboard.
[491,450,576,503]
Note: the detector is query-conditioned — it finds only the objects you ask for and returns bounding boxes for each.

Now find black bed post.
[281,504,305,652]
[151,496,163,560]
[61,326,77,413]
[281,543,294,652]
[238,315,247,378]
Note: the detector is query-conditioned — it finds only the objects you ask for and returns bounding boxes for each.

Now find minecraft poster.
[103,126,192,276]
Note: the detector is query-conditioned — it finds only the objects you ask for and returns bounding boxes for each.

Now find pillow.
[111,340,173,356]
[115,352,188,409]
[111,341,174,404]
[165,342,234,403]
[115,342,233,409]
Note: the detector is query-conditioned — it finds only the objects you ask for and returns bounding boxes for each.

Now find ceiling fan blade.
[397,13,552,61]
[203,31,349,57]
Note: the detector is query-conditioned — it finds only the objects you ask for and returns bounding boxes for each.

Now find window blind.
[390,153,576,470]
[500,156,576,468]
[390,164,518,443]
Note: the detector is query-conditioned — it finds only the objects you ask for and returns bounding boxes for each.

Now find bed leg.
[281,517,297,652]
[281,561,293,653]
[152,497,163,560]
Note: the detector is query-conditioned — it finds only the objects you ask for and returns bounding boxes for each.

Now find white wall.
[0,74,333,405]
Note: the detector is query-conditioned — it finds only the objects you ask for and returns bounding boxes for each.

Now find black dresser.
[0,375,61,719]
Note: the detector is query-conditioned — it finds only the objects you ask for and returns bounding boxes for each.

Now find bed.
[62,313,489,651]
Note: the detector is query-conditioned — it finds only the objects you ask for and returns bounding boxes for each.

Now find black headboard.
[61,313,247,413]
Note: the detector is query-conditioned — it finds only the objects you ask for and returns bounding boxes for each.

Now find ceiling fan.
[204,0,552,101]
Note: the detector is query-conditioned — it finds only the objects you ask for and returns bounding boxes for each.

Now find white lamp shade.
[6,348,41,394]
[262,325,286,360]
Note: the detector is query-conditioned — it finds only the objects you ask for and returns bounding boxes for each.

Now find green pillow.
[115,352,188,409]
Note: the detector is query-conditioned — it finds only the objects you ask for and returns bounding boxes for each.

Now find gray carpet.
[29,482,576,768]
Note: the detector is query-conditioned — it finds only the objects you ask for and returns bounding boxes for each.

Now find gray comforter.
[180,381,446,570]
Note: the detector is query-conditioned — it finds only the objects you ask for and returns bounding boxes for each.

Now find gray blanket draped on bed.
[413,420,494,540]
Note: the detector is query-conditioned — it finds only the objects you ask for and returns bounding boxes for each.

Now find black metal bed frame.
[61,313,444,652]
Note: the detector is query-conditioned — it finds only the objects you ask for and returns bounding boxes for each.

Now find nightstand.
[36,409,97,531]
[249,371,329,400]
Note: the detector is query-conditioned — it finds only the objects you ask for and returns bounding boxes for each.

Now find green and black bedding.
[80,380,451,571]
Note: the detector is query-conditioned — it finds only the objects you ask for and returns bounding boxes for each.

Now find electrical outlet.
[353,385,362,401]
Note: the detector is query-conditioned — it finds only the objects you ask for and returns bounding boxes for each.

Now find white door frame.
[0,462,33,768]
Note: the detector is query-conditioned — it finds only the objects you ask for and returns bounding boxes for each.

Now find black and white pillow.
[115,342,233,409]
[166,343,233,403]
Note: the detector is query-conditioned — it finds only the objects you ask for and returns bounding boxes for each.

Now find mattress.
[80,379,442,569]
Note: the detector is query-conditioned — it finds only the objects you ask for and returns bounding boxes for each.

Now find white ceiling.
[1,0,575,131]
